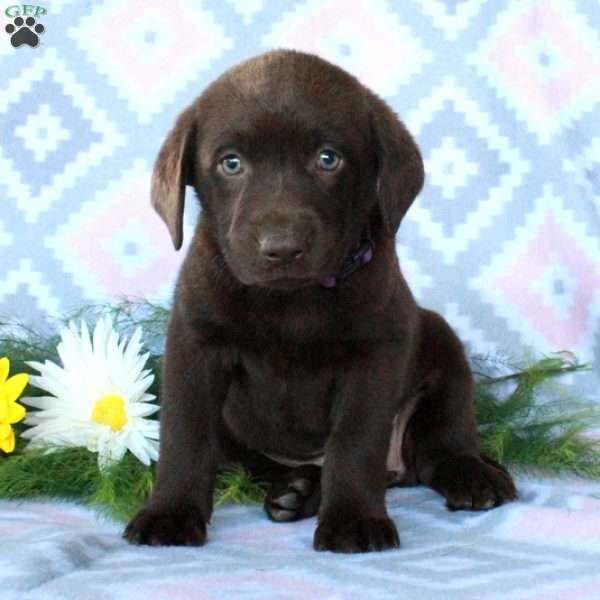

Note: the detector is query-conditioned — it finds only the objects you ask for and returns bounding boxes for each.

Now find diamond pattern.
[419,0,486,41]
[14,102,71,164]
[68,0,234,123]
[405,77,529,263]
[470,185,600,357]
[0,0,597,408]
[261,0,433,97]
[45,161,190,304]
[5,74,101,196]
[469,0,600,144]
[0,48,124,222]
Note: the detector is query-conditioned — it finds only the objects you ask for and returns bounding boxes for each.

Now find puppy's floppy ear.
[370,99,424,237]
[151,107,197,250]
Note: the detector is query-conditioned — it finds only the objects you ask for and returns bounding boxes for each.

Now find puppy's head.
[152,50,424,290]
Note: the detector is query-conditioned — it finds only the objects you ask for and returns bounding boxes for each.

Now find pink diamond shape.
[90,0,227,97]
[487,1,600,118]
[68,177,183,299]
[494,211,600,348]
[271,0,424,94]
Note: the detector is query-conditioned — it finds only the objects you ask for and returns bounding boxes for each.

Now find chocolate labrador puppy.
[125,49,516,553]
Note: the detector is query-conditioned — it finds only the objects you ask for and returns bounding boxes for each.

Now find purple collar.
[319,227,375,288]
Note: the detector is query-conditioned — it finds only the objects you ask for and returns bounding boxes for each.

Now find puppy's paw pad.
[433,455,518,512]
[264,467,321,522]
[314,516,400,554]
[124,505,207,546]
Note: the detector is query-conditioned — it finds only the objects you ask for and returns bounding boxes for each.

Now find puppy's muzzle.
[259,234,307,265]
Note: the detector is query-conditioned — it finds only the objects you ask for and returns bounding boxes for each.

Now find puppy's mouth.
[254,276,317,290]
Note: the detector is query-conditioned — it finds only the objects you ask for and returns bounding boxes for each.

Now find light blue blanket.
[3,478,600,599]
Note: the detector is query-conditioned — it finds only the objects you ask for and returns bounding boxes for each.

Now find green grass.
[475,353,599,477]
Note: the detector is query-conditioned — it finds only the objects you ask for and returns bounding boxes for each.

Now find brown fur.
[125,50,516,553]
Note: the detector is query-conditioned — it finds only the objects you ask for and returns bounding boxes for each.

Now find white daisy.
[21,316,160,470]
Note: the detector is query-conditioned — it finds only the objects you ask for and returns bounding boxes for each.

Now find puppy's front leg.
[124,310,228,546]
[314,344,408,553]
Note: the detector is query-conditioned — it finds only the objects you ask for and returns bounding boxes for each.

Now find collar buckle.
[320,227,375,288]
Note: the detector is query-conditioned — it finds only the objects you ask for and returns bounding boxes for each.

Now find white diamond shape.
[427,136,479,201]
[419,0,486,41]
[14,103,71,163]
[523,35,566,84]
[101,220,161,280]
[405,77,529,265]
[0,48,125,223]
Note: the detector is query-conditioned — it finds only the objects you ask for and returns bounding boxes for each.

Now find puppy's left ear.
[151,106,197,250]
[370,99,424,237]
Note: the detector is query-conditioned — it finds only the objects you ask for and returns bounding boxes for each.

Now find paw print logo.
[5,16,44,48]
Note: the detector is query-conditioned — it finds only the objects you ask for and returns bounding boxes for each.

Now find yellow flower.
[0,357,28,454]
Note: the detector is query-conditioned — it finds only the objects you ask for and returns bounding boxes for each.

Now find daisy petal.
[19,395,58,410]
[128,403,159,418]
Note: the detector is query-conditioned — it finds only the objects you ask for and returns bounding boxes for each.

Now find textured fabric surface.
[2,478,600,600]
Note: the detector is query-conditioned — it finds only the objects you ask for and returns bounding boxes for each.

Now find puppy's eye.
[317,149,341,171]
[221,154,243,175]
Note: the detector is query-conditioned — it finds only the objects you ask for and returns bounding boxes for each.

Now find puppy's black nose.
[259,235,305,264]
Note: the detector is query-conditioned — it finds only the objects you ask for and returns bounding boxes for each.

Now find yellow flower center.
[91,394,128,432]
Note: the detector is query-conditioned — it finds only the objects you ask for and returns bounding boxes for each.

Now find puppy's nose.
[259,235,305,264]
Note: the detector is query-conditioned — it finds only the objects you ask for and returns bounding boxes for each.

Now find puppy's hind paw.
[264,465,321,522]
[432,454,518,512]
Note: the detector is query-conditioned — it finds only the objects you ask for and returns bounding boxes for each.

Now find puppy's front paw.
[432,454,518,511]
[314,515,400,553]
[124,504,207,546]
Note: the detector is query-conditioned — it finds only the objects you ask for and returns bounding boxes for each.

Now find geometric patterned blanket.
[2,477,600,599]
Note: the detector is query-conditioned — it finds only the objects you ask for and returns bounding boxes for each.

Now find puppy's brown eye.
[221,154,243,175]
[317,149,341,171]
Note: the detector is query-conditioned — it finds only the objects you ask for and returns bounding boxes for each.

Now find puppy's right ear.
[151,107,196,250]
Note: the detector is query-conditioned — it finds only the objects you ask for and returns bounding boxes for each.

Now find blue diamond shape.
[419,100,509,237]
[4,72,102,196]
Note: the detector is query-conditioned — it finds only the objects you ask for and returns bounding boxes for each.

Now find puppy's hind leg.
[264,464,322,522]
[240,453,322,522]
[404,309,517,511]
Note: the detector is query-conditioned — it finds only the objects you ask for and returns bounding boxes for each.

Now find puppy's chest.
[222,349,336,458]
